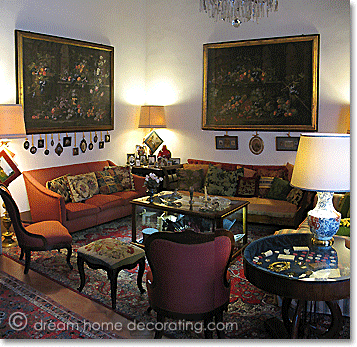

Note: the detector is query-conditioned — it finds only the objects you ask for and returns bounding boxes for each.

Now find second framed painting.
[202,35,319,132]
[16,30,114,134]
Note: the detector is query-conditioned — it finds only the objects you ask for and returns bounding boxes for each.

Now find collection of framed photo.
[126,153,180,167]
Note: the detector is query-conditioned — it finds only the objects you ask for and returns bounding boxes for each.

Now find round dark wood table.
[243,234,350,338]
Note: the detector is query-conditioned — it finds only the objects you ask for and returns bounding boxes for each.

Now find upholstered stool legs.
[77,238,146,309]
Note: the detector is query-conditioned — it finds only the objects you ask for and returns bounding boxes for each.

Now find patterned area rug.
[2,217,350,339]
[0,270,118,339]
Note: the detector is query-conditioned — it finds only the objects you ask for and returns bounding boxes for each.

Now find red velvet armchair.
[144,229,234,338]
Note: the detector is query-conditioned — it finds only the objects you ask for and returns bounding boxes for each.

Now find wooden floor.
[0,253,157,339]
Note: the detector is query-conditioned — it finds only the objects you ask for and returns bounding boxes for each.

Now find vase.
[147,188,156,203]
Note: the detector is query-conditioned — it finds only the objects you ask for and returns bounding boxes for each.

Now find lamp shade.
[139,105,166,128]
[291,133,350,192]
[0,104,26,139]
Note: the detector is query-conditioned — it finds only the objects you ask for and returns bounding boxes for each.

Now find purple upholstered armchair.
[144,229,234,338]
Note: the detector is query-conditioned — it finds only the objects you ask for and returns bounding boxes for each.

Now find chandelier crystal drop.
[199,0,279,27]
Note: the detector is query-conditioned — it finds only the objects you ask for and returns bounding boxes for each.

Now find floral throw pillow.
[95,170,120,195]
[106,166,135,191]
[176,168,205,192]
[204,165,239,197]
[46,174,72,203]
[236,176,260,197]
[67,172,100,202]
[266,177,292,201]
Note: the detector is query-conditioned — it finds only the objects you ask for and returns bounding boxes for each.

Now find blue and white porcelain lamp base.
[308,192,341,246]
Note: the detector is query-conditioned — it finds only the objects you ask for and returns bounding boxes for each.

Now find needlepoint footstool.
[77,238,146,309]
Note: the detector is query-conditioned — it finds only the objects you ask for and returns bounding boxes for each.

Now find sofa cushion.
[46,174,72,203]
[204,165,241,197]
[253,166,289,180]
[258,176,274,197]
[105,166,135,191]
[176,168,205,192]
[266,177,292,201]
[286,187,304,206]
[236,176,260,197]
[182,164,212,177]
[95,170,120,194]
[66,202,100,221]
[67,172,100,202]
[243,167,256,178]
[85,194,125,211]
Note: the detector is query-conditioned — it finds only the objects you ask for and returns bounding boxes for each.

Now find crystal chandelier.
[199,0,279,27]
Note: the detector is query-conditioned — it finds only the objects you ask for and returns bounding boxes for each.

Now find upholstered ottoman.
[77,238,146,309]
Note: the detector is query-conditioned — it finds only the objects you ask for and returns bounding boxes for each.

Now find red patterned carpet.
[2,217,350,339]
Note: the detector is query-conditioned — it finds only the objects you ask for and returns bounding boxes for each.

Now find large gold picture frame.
[202,35,319,131]
[16,30,114,134]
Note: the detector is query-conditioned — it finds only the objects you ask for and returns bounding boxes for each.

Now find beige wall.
[0,0,350,212]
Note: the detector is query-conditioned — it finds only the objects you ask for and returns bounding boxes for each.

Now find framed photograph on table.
[148,155,156,166]
[0,150,21,186]
[202,35,319,131]
[15,30,114,134]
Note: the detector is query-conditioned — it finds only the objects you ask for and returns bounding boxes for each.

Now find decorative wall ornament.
[199,0,278,27]
[249,133,264,155]
[215,135,238,150]
[276,136,300,151]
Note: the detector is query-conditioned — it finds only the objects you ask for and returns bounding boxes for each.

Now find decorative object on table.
[158,144,171,159]
[88,132,94,150]
[16,30,114,134]
[63,134,71,147]
[105,131,110,142]
[202,35,319,131]
[140,155,147,166]
[44,134,49,155]
[291,133,350,246]
[98,131,104,149]
[144,130,164,155]
[37,134,44,148]
[0,105,26,248]
[72,133,79,156]
[148,155,156,166]
[144,173,163,203]
[29,135,37,154]
[127,154,135,166]
[93,131,98,143]
[171,158,180,165]
[276,136,300,151]
[249,133,264,155]
[135,158,141,167]
[199,0,279,28]
[215,135,238,150]
[189,186,194,207]
[80,133,87,153]
[55,133,63,156]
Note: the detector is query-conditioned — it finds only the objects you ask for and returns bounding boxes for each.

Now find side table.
[243,234,350,338]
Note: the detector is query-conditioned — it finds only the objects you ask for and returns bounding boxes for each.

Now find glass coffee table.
[130,191,249,259]
[243,233,350,338]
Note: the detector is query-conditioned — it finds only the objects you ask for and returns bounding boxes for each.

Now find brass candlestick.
[1,202,17,247]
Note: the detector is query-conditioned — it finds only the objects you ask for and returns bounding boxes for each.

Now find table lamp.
[139,105,166,155]
[0,104,27,248]
[290,133,350,246]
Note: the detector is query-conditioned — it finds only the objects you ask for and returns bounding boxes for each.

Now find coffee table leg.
[242,205,248,244]
[131,204,137,243]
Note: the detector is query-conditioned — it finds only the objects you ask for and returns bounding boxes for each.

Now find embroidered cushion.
[258,176,275,197]
[67,172,99,202]
[236,176,260,197]
[46,174,72,203]
[266,177,292,201]
[95,170,120,194]
[77,238,145,269]
[105,166,135,191]
[176,168,205,192]
[204,165,241,197]
[286,187,304,206]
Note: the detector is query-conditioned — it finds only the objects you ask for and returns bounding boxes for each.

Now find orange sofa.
[23,160,146,233]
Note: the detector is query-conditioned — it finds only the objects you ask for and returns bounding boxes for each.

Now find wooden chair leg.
[204,318,214,338]
[215,311,225,339]
[109,268,120,309]
[137,257,146,294]
[77,256,86,292]
[66,246,73,270]
[24,250,31,274]
[154,313,165,339]
[19,248,24,260]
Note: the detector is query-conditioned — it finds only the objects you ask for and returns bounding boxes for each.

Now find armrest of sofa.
[132,174,147,196]
[23,172,67,223]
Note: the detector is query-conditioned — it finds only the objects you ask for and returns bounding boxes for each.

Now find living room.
[0,0,351,341]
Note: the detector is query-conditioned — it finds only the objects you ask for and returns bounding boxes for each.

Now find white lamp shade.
[139,105,166,128]
[291,133,350,192]
[0,104,27,139]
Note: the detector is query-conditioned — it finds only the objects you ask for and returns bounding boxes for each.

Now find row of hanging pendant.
[23,131,110,156]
